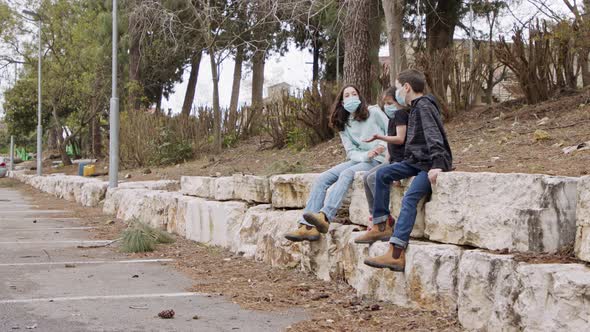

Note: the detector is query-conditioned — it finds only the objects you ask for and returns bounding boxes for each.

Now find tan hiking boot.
[302,212,330,234]
[354,220,393,244]
[284,224,321,242]
[363,244,405,272]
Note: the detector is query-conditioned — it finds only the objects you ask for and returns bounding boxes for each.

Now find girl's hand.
[367,145,385,159]
[363,134,380,143]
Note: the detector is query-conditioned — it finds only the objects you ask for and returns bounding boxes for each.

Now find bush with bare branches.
[496,20,579,104]
[415,44,486,117]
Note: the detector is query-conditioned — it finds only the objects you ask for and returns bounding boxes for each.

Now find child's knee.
[363,171,376,185]
[340,169,356,181]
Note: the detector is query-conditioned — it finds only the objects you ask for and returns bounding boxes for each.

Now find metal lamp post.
[22,9,43,176]
[109,0,119,188]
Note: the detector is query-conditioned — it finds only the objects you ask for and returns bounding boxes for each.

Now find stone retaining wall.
[8,170,590,331]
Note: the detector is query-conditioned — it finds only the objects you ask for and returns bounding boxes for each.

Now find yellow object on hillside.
[83,164,96,177]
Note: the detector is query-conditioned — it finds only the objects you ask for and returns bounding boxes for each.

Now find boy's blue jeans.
[372,161,432,248]
[300,160,380,226]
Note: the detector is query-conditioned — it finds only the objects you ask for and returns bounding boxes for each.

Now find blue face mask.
[395,87,407,106]
[343,96,361,113]
[384,104,398,118]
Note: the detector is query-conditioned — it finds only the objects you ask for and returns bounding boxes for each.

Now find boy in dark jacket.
[362,69,452,271]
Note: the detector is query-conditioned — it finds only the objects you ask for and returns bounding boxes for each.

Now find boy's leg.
[355,162,418,244]
[390,170,431,248]
[364,168,431,271]
[372,162,420,226]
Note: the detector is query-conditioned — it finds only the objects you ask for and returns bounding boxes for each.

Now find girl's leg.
[320,160,381,221]
[363,163,390,216]
[300,160,357,226]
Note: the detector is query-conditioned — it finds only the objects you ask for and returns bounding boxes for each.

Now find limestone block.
[79,181,108,207]
[235,205,309,269]
[426,172,578,253]
[185,199,248,248]
[575,176,590,262]
[342,240,410,307]
[169,196,199,237]
[270,174,319,209]
[405,242,463,312]
[214,177,236,201]
[119,180,179,191]
[233,174,271,203]
[180,176,216,199]
[514,263,590,332]
[458,250,520,331]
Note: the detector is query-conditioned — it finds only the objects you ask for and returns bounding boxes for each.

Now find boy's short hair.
[397,69,426,93]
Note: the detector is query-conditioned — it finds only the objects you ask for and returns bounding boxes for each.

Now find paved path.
[0,187,304,331]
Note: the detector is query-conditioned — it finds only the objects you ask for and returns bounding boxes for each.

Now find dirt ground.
[446,88,590,177]
[2,178,460,331]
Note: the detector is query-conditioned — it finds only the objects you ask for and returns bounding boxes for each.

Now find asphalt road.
[0,186,305,331]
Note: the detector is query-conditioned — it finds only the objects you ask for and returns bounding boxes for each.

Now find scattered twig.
[77,239,120,249]
[42,249,51,262]
[129,305,149,310]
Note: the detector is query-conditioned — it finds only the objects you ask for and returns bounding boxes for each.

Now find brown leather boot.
[302,212,330,234]
[363,244,405,272]
[354,218,393,244]
[284,224,321,242]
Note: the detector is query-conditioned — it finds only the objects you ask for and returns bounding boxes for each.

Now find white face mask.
[384,104,398,118]
[395,86,407,106]
[343,96,361,113]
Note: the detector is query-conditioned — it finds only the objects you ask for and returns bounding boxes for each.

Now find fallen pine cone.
[158,309,175,319]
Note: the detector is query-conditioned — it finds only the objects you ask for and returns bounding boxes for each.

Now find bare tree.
[382,0,406,85]
[563,0,590,86]
[181,50,202,117]
[481,0,508,104]
[228,44,244,135]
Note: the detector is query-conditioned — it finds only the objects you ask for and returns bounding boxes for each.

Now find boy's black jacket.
[404,95,453,172]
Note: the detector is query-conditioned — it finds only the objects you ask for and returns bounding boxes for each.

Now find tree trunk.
[486,23,495,104]
[91,114,102,158]
[210,50,222,153]
[368,1,382,100]
[581,49,590,87]
[229,45,244,135]
[128,10,142,111]
[581,0,590,86]
[51,108,72,166]
[342,0,380,102]
[181,50,202,117]
[382,0,406,85]
[48,127,58,151]
[155,84,164,112]
[312,28,321,83]
[248,48,266,135]
[424,0,461,104]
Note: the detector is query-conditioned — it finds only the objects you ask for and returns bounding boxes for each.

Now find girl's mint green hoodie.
[339,105,389,163]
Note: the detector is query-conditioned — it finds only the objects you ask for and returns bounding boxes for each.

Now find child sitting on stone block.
[283,84,389,242]
[355,87,409,243]
[360,69,453,272]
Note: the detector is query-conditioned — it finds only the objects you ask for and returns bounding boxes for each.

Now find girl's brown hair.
[329,84,369,132]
